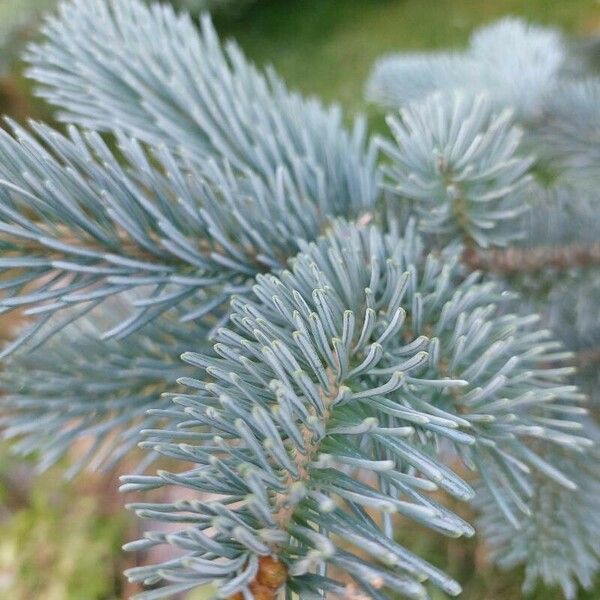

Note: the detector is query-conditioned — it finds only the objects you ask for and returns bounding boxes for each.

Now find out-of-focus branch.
[462,243,600,274]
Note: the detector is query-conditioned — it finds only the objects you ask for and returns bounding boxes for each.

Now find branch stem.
[462,243,600,274]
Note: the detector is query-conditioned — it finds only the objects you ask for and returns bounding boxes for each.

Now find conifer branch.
[0,299,203,474]
[379,92,533,249]
[121,221,589,599]
[0,116,366,352]
[26,0,378,215]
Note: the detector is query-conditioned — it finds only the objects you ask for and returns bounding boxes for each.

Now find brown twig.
[576,347,600,370]
[462,243,600,275]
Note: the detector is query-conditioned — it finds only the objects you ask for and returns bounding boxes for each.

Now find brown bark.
[462,243,600,275]
[576,347,600,370]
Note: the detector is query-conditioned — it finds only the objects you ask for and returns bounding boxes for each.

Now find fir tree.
[0,3,598,599]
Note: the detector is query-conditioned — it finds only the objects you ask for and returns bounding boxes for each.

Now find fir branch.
[367,17,566,122]
[0,0,379,354]
[0,4,597,599]
[26,0,378,215]
[0,299,203,475]
[379,92,533,248]
[476,429,600,599]
[121,221,589,599]
[0,116,367,352]
[538,79,600,182]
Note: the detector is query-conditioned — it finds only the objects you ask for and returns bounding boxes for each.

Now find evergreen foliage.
[476,440,600,599]
[25,0,376,211]
[379,92,534,248]
[0,118,370,353]
[0,2,598,599]
[367,18,568,122]
[0,299,201,476]
[120,220,589,599]
[0,0,248,76]
[368,15,600,599]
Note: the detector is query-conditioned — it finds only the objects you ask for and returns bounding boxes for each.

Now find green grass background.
[215,0,600,131]
[0,0,599,598]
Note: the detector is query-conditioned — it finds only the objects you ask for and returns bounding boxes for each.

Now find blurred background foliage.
[0,0,598,598]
